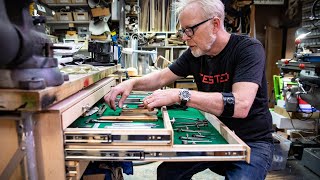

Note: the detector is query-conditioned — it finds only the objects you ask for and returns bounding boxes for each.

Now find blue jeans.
[157,141,274,180]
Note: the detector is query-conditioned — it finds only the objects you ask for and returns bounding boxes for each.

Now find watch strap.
[220,92,235,117]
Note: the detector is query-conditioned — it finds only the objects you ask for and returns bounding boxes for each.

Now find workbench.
[0,65,250,180]
[0,65,120,180]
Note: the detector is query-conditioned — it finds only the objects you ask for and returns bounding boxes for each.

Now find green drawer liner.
[69,94,228,145]
[165,108,228,145]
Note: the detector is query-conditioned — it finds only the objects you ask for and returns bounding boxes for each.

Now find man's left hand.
[142,89,180,111]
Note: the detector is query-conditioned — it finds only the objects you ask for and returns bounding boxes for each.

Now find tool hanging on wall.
[223,0,252,34]
[88,0,111,8]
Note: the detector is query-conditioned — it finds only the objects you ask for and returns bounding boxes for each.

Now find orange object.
[299,63,305,69]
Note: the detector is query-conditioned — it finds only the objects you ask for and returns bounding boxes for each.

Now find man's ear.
[212,17,221,33]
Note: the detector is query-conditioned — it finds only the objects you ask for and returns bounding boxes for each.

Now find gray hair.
[173,0,225,22]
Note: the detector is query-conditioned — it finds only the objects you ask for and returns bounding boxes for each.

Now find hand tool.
[98,115,158,121]
[111,123,157,127]
[181,140,212,144]
[104,126,154,129]
[173,120,208,125]
[179,136,205,141]
[104,123,158,129]
[173,117,203,121]
[173,128,211,134]
[191,134,216,139]
[83,106,99,117]
[85,118,134,123]
[115,98,143,104]
[92,123,100,128]
[97,104,108,116]
[174,123,208,129]
[120,108,157,116]
[170,118,176,124]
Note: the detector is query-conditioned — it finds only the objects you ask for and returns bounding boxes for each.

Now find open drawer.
[64,103,250,163]
[64,94,173,146]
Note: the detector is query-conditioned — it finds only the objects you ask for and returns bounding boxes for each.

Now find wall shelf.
[46,3,88,7]
[46,21,89,24]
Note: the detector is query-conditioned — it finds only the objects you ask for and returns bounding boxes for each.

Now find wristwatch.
[179,89,191,106]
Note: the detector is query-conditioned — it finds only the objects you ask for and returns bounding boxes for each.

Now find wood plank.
[161,106,174,145]
[285,27,298,59]
[34,112,66,180]
[151,0,155,31]
[162,0,165,31]
[0,120,23,180]
[98,115,158,121]
[265,26,282,107]
[203,112,251,163]
[0,65,120,111]
[249,4,256,38]
[48,78,115,129]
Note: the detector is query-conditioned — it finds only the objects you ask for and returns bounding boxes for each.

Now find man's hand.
[104,80,134,110]
[142,89,180,111]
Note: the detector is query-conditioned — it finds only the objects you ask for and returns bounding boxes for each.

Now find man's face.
[179,4,217,57]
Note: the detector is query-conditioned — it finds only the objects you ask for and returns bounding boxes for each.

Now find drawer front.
[64,146,247,162]
[63,102,250,163]
[62,78,116,129]
[64,106,173,146]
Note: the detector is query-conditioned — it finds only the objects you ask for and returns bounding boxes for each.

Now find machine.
[0,0,68,90]
[86,41,117,66]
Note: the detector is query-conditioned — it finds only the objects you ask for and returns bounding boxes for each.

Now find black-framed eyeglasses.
[178,17,213,37]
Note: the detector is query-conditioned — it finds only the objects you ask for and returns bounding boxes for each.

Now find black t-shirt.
[169,34,273,142]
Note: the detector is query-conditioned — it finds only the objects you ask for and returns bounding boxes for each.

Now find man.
[104,0,274,179]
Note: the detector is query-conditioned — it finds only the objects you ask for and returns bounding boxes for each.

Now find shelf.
[304,35,320,39]
[137,32,178,34]
[307,44,320,48]
[47,3,88,7]
[46,21,90,24]
[140,46,188,49]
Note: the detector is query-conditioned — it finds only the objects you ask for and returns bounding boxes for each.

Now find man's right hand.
[104,80,134,110]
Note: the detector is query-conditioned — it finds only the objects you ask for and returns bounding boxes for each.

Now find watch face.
[226,97,235,104]
[180,89,190,101]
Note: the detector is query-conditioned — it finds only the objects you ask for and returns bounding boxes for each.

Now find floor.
[123,159,320,180]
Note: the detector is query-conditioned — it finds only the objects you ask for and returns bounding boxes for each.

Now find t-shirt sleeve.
[233,40,266,87]
[168,48,192,77]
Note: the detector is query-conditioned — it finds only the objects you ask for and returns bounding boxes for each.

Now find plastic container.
[270,133,291,171]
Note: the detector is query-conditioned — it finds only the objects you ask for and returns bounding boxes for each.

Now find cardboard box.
[56,12,73,21]
[274,105,320,119]
[71,0,87,4]
[83,174,105,180]
[42,0,57,4]
[90,34,108,41]
[46,14,57,21]
[91,7,110,17]
[56,0,72,3]
[73,12,89,21]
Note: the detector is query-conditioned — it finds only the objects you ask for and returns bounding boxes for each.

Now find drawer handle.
[82,104,90,112]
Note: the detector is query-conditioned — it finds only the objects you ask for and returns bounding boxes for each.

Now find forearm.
[186,82,257,118]
[186,91,225,116]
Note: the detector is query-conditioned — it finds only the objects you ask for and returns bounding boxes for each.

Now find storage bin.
[270,133,291,171]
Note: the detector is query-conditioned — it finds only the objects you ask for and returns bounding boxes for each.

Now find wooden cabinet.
[0,66,119,180]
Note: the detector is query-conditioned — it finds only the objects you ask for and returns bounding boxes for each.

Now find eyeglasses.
[178,18,213,37]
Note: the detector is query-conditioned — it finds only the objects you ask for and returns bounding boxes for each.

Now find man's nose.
[181,33,191,41]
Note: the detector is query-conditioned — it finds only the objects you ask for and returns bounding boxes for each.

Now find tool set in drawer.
[64,93,250,162]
